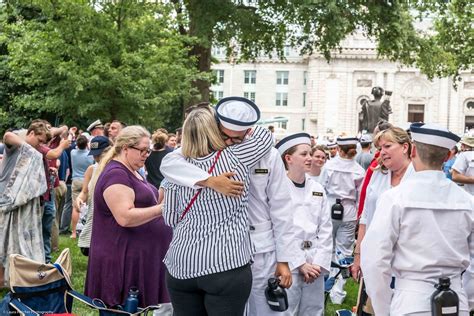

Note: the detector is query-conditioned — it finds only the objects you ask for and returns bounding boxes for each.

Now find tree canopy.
[0,0,471,133]
[173,0,472,99]
[0,0,203,133]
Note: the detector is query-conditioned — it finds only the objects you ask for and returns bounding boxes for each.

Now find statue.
[359,86,392,133]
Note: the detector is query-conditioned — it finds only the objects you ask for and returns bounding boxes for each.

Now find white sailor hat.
[215,97,260,131]
[326,142,337,149]
[337,136,359,146]
[275,133,311,155]
[86,119,104,132]
[410,122,460,149]
[359,134,372,144]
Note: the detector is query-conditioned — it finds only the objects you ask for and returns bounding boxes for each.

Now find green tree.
[1,0,203,132]
[171,0,472,102]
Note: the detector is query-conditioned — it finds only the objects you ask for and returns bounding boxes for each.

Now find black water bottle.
[123,287,139,313]
[331,198,344,220]
[264,278,288,312]
[431,277,459,316]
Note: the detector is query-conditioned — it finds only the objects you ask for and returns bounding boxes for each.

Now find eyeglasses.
[129,146,152,155]
[220,129,248,144]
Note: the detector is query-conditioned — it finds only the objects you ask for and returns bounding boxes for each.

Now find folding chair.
[0,248,163,315]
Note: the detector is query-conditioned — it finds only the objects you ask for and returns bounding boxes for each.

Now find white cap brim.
[276,133,311,155]
[216,97,260,131]
[337,137,359,146]
[410,123,460,149]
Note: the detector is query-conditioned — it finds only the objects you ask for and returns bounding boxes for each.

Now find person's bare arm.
[45,138,71,159]
[76,165,94,207]
[103,184,162,227]
[3,132,24,147]
[452,170,474,185]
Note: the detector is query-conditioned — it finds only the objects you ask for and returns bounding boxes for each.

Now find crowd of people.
[0,96,473,316]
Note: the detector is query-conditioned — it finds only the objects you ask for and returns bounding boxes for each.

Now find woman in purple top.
[85,126,172,308]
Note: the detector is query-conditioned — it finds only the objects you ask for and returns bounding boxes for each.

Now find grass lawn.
[1,236,359,315]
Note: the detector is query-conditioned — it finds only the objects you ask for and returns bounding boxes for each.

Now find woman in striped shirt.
[163,106,273,316]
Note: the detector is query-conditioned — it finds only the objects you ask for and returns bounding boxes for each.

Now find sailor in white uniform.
[160,97,300,316]
[276,133,333,316]
[361,123,474,316]
[319,136,365,304]
[452,135,474,195]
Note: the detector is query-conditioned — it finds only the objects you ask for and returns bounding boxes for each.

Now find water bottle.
[264,277,288,312]
[431,277,459,316]
[123,287,139,313]
[331,199,344,220]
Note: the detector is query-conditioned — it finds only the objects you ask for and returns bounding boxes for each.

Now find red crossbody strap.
[179,150,222,221]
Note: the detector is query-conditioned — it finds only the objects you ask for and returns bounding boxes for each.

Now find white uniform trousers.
[328,219,357,304]
[285,272,324,316]
[246,251,281,316]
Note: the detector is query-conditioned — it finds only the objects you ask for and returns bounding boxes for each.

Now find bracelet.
[353,252,360,256]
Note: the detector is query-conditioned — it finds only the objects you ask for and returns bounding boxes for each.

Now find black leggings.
[166,264,252,316]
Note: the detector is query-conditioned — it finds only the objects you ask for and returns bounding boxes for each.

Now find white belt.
[396,276,462,293]
[249,221,272,233]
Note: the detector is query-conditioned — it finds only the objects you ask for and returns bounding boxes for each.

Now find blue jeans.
[42,189,56,263]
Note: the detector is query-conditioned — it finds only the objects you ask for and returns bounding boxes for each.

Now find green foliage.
[0,0,203,132]
[175,0,472,84]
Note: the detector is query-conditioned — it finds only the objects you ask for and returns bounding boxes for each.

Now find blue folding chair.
[0,248,163,315]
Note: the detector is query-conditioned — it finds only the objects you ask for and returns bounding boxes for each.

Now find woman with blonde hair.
[76,136,111,256]
[352,127,415,279]
[162,103,273,316]
[85,126,172,308]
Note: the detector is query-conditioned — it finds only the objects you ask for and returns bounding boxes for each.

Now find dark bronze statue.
[359,87,392,133]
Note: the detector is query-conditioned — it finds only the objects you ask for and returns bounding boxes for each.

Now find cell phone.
[385,90,392,96]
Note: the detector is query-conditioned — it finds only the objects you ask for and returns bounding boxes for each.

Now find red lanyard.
[179,150,222,222]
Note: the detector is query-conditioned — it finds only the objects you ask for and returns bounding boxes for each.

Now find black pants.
[166,264,252,316]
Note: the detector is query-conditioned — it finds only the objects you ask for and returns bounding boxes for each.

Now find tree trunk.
[190,44,212,104]
[186,0,214,108]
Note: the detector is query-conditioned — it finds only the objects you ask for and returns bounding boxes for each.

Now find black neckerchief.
[292,180,305,188]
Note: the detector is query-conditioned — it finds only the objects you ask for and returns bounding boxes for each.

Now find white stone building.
[211,35,474,139]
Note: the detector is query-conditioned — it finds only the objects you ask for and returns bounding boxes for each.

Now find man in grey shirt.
[356,134,374,170]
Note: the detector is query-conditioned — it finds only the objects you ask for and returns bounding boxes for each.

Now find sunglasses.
[185,102,212,115]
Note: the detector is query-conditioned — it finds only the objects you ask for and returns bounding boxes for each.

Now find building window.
[465,116,474,131]
[276,71,289,85]
[274,116,288,130]
[211,90,224,100]
[212,46,225,57]
[408,104,424,122]
[302,118,306,131]
[283,45,291,57]
[244,70,256,84]
[276,93,288,106]
[303,92,306,107]
[467,100,474,110]
[244,92,256,102]
[304,71,307,86]
[214,70,224,84]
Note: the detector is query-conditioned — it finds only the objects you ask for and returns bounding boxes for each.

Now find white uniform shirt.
[319,156,365,221]
[288,178,333,272]
[452,150,474,195]
[361,170,474,315]
[359,163,415,228]
[160,146,299,264]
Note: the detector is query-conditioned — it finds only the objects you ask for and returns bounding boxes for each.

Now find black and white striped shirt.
[163,126,273,279]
